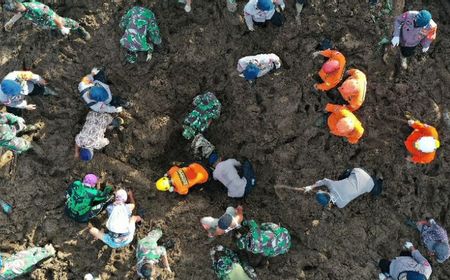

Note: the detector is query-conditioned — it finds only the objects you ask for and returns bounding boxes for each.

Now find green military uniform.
[120,6,162,63]
[183,92,222,140]
[64,181,113,223]
[21,1,85,34]
[236,220,291,257]
[0,112,31,154]
[136,229,167,278]
[0,246,55,280]
[210,246,256,280]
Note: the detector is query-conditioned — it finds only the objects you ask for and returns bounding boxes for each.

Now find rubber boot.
[0,150,14,169]
[78,27,91,40]
[400,56,408,70]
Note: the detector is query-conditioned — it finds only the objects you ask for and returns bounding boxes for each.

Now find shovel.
[274,184,315,200]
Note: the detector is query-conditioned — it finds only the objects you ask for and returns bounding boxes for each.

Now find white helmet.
[415,136,440,153]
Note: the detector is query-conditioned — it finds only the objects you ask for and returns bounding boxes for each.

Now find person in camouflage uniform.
[236,220,291,258]
[64,173,113,223]
[210,245,256,280]
[120,2,162,63]
[4,0,90,40]
[0,112,43,154]
[0,244,55,280]
[136,229,172,279]
[182,92,221,140]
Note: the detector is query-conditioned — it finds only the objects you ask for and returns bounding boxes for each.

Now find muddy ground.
[0,0,449,279]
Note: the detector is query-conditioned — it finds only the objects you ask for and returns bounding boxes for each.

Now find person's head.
[415,136,440,153]
[79,148,94,161]
[336,117,355,134]
[156,176,173,192]
[208,152,220,167]
[243,63,260,81]
[83,173,98,187]
[140,263,154,279]
[1,80,22,96]
[378,259,391,274]
[415,10,432,28]
[322,59,340,74]
[338,79,358,95]
[89,86,109,102]
[115,189,127,203]
[257,0,274,11]
[218,214,233,231]
[434,242,449,263]
[315,191,331,207]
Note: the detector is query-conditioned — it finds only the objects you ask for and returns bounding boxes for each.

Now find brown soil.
[0,0,449,279]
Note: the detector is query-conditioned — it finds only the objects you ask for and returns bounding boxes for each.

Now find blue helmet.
[80,148,94,161]
[89,86,109,102]
[243,64,260,81]
[257,0,274,11]
[1,80,22,96]
[415,10,431,27]
[208,152,219,166]
[316,192,331,206]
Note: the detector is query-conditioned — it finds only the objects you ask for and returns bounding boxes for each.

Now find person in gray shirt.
[208,152,256,198]
[305,168,382,208]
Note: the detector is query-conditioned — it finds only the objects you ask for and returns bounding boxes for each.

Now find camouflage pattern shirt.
[182,92,222,140]
[210,246,254,280]
[0,247,54,280]
[120,6,162,53]
[236,220,291,257]
[0,112,31,153]
[22,1,79,30]
[136,229,167,278]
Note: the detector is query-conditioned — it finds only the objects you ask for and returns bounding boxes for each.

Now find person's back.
[326,168,374,208]
[21,1,58,28]
[315,49,346,91]
[389,250,432,279]
[325,104,364,144]
[405,120,439,164]
[213,159,246,198]
[337,69,366,112]
[168,163,209,195]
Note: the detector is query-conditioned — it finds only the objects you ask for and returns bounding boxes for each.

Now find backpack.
[106,203,130,234]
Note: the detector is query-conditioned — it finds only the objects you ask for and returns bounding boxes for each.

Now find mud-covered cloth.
[75,111,113,150]
[182,92,221,140]
[136,229,167,278]
[0,112,31,153]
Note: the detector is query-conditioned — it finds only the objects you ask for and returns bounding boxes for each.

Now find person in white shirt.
[209,152,256,198]
[244,0,286,31]
[237,53,281,82]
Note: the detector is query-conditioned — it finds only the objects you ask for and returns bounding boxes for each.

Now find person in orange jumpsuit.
[404,120,440,164]
[335,69,366,112]
[156,162,209,195]
[313,49,346,91]
[325,104,364,144]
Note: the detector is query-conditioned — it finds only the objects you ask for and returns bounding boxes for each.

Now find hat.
[433,242,449,263]
[115,189,127,203]
[83,174,98,187]
[339,79,358,96]
[80,148,94,161]
[243,64,260,81]
[319,38,334,51]
[336,117,355,134]
[415,136,439,153]
[405,271,426,280]
[322,59,340,74]
[89,86,109,102]
[1,80,22,96]
[415,10,431,27]
[257,0,274,11]
[218,214,233,230]
[208,152,219,166]
[316,191,330,206]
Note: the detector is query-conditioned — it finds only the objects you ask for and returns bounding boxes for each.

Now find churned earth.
[0,0,449,279]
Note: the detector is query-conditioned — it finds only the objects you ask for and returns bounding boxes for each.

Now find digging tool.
[0,198,12,215]
[274,184,316,200]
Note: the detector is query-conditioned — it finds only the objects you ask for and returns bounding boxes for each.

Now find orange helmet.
[338,79,358,95]
[336,117,355,134]
[322,59,340,74]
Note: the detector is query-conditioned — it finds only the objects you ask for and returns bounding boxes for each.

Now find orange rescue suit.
[167,163,209,195]
[325,104,364,144]
[315,50,346,91]
[404,121,439,164]
[337,69,366,111]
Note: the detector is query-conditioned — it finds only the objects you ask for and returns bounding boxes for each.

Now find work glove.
[304,186,313,193]
[17,117,26,130]
[248,26,255,32]
[279,3,286,11]
[422,46,429,53]
[404,241,414,250]
[60,27,71,35]
[91,67,100,76]
[407,119,415,126]
[391,36,400,47]
[378,273,388,280]
[116,106,123,113]
[184,4,191,12]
